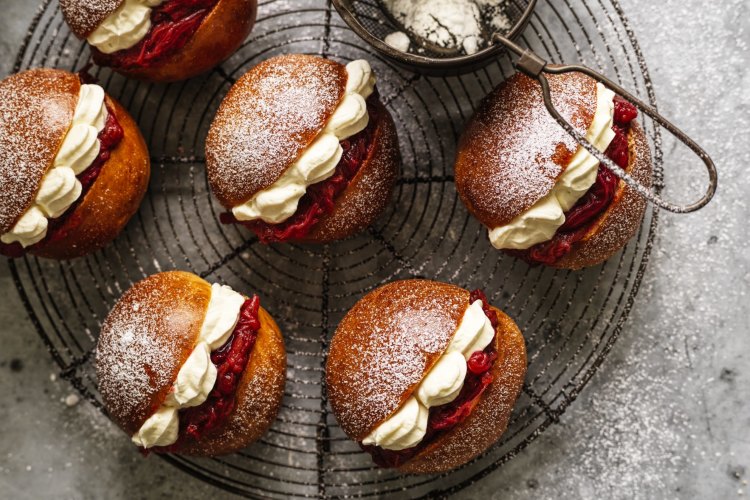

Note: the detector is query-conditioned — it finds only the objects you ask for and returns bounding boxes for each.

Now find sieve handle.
[492,34,717,214]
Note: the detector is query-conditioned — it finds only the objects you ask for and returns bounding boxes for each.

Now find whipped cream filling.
[87,0,164,54]
[1,84,108,248]
[231,59,377,225]
[131,283,245,449]
[488,83,617,251]
[362,300,495,451]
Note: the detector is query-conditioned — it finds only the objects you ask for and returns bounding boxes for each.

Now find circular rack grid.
[10,0,663,498]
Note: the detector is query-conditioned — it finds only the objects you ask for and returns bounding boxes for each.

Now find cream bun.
[96,271,286,455]
[206,54,401,244]
[0,68,149,259]
[60,0,256,82]
[455,71,653,269]
[326,279,526,473]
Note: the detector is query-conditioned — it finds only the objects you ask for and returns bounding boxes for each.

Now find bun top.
[327,280,470,441]
[60,0,124,39]
[0,69,80,234]
[206,54,348,208]
[455,71,597,228]
[96,271,211,435]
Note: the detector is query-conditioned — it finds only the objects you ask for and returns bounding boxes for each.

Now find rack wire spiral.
[9,0,663,497]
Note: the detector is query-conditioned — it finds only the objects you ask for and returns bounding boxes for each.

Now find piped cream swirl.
[87,0,164,54]
[361,300,495,451]
[488,83,617,250]
[1,84,108,248]
[231,59,377,225]
[131,283,245,449]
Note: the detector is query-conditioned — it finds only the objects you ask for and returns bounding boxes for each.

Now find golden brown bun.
[548,122,652,270]
[96,271,212,435]
[176,307,287,455]
[328,280,527,473]
[110,0,257,82]
[455,71,597,228]
[301,98,400,243]
[96,271,286,455]
[31,95,151,259]
[0,69,80,234]
[327,280,473,441]
[60,0,124,38]
[206,54,347,208]
[398,307,526,474]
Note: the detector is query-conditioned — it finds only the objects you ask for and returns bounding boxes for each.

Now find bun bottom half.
[301,98,400,243]
[175,306,287,456]
[550,122,653,270]
[111,0,257,82]
[31,95,150,260]
[398,307,527,474]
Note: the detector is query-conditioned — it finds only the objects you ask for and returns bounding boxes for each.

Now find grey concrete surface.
[0,0,748,499]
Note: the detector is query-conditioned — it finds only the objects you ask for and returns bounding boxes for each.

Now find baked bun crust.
[60,0,124,39]
[455,71,597,228]
[31,95,151,259]
[96,271,287,455]
[206,54,348,208]
[0,69,80,234]
[176,307,287,455]
[111,0,257,82]
[97,271,212,435]
[398,307,526,474]
[549,122,652,270]
[327,280,469,441]
[327,279,527,474]
[302,98,400,243]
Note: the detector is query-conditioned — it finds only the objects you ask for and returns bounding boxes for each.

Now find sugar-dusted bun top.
[0,69,81,234]
[327,280,470,441]
[96,271,212,435]
[206,54,348,208]
[60,0,124,39]
[455,71,598,228]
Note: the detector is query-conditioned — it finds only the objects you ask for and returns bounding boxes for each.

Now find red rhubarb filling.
[0,100,124,258]
[149,295,261,454]
[91,0,219,70]
[220,94,382,243]
[512,97,638,266]
[362,289,499,469]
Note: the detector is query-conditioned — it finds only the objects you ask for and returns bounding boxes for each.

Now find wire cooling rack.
[9,0,663,497]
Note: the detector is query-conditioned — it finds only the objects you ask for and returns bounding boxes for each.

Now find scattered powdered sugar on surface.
[59,0,123,38]
[383,0,511,55]
[64,394,80,407]
[456,72,597,228]
[0,70,78,234]
[206,55,346,208]
[327,281,469,439]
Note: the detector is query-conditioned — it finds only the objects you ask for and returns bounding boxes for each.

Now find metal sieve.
[333,0,717,214]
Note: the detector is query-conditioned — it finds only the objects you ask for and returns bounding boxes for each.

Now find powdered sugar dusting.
[455,72,597,228]
[95,272,210,434]
[59,0,124,39]
[327,280,470,440]
[383,0,512,55]
[0,69,79,234]
[206,55,347,208]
